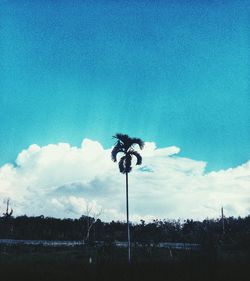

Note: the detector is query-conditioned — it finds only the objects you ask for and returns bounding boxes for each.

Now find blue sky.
[1,0,250,171]
[0,1,250,220]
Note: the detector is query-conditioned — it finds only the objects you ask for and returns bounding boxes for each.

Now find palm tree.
[111,133,144,262]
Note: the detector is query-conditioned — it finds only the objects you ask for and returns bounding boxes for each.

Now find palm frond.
[118,155,132,174]
[129,150,142,165]
[113,133,144,151]
[113,134,130,151]
[125,154,132,173]
[131,137,144,150]
[113,133,130,144]
[118,156,126,174]
[111,141,124,162]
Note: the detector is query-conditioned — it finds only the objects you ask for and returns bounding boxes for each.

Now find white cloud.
[0,139,249,221]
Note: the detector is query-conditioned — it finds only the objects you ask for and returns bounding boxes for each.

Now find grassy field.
[0,245,249,281]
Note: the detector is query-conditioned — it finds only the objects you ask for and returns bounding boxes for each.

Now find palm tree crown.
[111,133,144,174]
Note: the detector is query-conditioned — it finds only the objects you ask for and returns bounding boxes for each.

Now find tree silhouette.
[3,198,13,219]
[111,133,144,262]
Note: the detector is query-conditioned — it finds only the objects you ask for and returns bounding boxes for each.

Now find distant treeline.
[0,215,250,249]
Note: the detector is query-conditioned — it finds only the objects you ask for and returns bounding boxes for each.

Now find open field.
[0,244,249,281]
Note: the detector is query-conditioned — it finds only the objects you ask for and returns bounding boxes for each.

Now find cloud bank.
[0,139,249,221]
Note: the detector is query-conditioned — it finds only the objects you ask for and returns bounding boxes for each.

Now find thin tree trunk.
[126,172,131,263]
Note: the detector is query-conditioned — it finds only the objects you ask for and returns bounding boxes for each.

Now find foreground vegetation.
[0,244,249,281]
